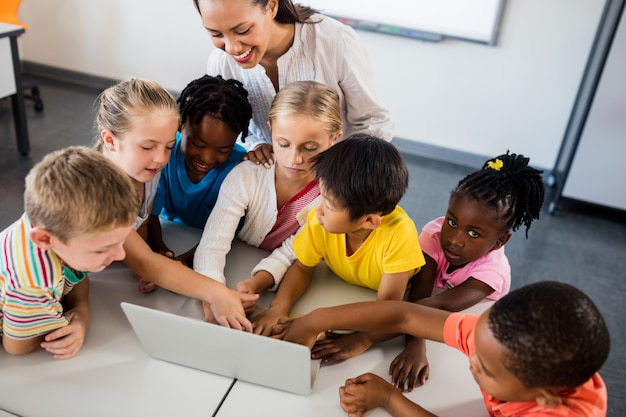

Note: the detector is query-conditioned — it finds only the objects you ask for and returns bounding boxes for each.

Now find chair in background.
[0,0,44,112]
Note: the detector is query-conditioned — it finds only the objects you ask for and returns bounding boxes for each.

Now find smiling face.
[439,194,511,269]
[102,109,178,185]
[43,225,133,273]
[271,113,339,184]
[198,0,277,68]
[180,115,239,183]
[469,311,540,402]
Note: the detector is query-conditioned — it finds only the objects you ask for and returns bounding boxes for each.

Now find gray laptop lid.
[121,302,316,395]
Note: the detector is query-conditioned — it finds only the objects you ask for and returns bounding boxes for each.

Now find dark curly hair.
[488,281,610,388]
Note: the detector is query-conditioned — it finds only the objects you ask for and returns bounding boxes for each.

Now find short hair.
[452,152,545,237]
[312,134,408,221]
[194,0,318,24]
[178,75,252,142]
[24,146,141,242]
[95,78,179,149]
[488,281,610,388]
[269,80,342,139]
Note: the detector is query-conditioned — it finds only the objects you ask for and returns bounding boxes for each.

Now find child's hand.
[269,316,318,349]
[389,337,430,391]
[312,331,374,364]
[235,281,258,315]
[136,274,157,293]
[155,248,174,259]
[174,251,194,268]
[206,286,257,331]
[339,373,393,416]
[251,306,288,336]
[40,311,88,359]
[245,144,274,168]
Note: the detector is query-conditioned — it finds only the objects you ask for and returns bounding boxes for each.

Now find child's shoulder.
[1,215,64,287]
[223,160,274,188]
[375,206,419,242]
[1,214,28,244]
[231,143,247,159]
[382,206,417,228]
[421,216,445,234]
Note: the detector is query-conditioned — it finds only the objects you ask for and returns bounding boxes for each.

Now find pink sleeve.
[418,217,444,261]
[463,250,511,300]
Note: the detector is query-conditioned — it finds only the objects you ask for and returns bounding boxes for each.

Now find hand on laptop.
[235,281,259,315]
[251,306,289,336]
[270,316,318,350]
[204,287,258,331]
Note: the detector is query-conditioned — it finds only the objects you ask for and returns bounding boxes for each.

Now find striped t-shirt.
[0,214,86,339]
[259,180,319,251]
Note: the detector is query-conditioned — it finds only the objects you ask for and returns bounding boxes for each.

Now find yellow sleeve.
[293,209,325,268]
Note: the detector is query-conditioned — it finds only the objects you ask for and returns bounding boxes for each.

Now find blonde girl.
[96,78,256,330]
[96,78,178,236]
[194,81,342,323]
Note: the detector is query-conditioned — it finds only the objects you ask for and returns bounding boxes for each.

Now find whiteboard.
[307,0,506,45]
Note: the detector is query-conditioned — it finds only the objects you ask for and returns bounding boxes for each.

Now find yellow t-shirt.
[294,206,425,290]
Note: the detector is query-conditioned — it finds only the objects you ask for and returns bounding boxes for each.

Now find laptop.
[121,302,320,395]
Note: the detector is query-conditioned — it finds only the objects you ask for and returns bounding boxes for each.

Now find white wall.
[17,0,604,169]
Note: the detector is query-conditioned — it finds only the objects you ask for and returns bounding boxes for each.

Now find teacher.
[193,0,394,167]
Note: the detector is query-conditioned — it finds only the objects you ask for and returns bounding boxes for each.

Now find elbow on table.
[2,335,43,356]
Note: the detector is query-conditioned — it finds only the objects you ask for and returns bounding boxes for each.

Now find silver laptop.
[121,302,319,395]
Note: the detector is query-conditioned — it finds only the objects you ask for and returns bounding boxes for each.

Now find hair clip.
[487,158,503,171]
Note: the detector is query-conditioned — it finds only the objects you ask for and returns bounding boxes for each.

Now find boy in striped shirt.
[0,147,140,358]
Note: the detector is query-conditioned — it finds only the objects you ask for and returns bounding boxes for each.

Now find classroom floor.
[1,76,625,417]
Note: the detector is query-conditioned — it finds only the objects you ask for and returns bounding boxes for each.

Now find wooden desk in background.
[0,221,489,416]
[0,22,29,155]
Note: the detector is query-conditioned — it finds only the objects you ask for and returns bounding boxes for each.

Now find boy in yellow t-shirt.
[253,135,425,342]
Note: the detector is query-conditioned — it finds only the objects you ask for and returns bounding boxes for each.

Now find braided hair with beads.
[178,75,252,141]
[452,152,545,237]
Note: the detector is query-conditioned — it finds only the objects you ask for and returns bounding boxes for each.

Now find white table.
[217,250,491,417]
[0,22,29,155]
[0,221,490,416]
[174,222,490,417]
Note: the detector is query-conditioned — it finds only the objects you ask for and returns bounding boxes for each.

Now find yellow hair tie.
[487,158,504,171]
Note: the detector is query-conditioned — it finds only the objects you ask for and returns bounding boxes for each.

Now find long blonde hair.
[94,78,179,150]
[268,81,342,139]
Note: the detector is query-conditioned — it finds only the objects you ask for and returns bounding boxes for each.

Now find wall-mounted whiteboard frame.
[306,0,506,45]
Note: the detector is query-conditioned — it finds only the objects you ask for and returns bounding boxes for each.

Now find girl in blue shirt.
[147,75,253,272]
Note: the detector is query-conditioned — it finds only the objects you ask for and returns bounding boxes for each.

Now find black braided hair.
[452,151,545,237]
[178,75,252,142]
